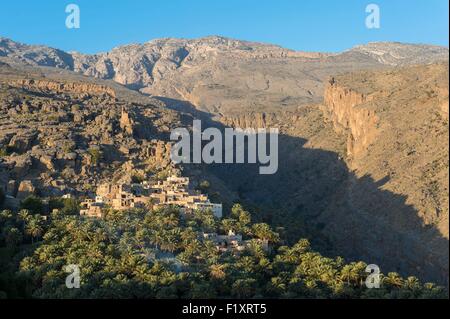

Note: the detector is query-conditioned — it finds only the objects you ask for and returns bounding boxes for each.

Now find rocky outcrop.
[8,132,37,153]
[218,108,316,131]
[220,112,279,128]
[0,63,184,199]
[119,107,134,135]
[149,140,172,168]
[322,79,379,159]
[17,179,35,199]
[8,79,116,98]
[217,63,449,286]
[316,63,449,285]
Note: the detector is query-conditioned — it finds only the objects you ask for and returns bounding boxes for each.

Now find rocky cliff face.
[317,63,449,285]
[219,111,288,128]
[322,80,379,159]
[205,63,449,285]
[9,79,116,98]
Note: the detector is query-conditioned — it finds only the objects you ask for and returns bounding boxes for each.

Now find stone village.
[79,175,223,219]
[78,175,268,254]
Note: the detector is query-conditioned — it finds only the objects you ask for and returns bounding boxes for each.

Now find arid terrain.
[0,36,448,286]
[203,63,449,285]
[0,61,187,201]
[1,36,448,115]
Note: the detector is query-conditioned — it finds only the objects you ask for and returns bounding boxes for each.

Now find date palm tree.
[209,264,226,280]
[5,227,23,248]
[25,215,44,244]
[384,272,404,289]
[252,223,280,243]
[340,264,360,285]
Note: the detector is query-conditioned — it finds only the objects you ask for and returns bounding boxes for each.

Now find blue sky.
[0,0,448,54]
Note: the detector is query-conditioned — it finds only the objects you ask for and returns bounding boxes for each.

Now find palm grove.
[0,191,447,298]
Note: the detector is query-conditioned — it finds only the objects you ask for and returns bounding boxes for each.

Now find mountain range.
[1,36,448,116]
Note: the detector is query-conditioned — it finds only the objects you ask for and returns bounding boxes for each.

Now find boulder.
[17,180,35,199]
[9,133,36,153]
[39,154,55,171]
[11,154,33,176]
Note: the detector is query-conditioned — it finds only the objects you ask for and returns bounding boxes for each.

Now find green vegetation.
[88,148,102,166]
[0,188,5,208]
[47,114,60,122]
[0,209,45,298]
[62,141,76,154]
[20,196,44,215]
[197,180,210,193]
[0,202,446,299]
[0,147,9,157]
[48,197,80,215]
[0,145,16,157]
[131,174,145,184]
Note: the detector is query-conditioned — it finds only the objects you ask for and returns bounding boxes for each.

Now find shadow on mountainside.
[154,95,449,286]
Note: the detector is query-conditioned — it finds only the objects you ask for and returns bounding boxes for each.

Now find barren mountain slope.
[318,63,449,284]
[195,63,449,285]
[1,37,448,115]
[0,62,185,206]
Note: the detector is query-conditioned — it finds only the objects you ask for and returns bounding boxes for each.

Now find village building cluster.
[78,175,269,254]
[79,175,222,219]
[202,230,269,253]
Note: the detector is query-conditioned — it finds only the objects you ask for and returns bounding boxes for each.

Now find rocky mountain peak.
[348,41,449,65]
